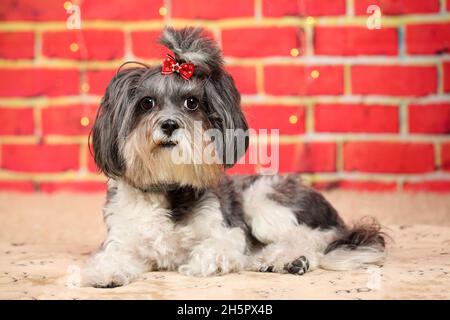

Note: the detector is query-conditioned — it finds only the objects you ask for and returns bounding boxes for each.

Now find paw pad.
[284,256,309,275]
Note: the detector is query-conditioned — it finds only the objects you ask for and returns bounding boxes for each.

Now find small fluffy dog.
[82,27,386,288]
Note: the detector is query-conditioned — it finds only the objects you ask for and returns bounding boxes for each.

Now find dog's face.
[91,29,249,190]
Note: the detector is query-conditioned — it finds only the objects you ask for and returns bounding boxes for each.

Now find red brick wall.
[0,0,449,193]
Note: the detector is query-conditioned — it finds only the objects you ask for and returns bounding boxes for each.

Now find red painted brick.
[0,181,34,192]
[131,31,169,59]
[444,62,450,93]
[43,30,124,60]
[41,105,98,135]
[442,143,450,171]
[314,27,398,56]
[344,142,435,173]
[85,69,116,95]
[354,0,440,15]
[1,144,79,172]
[265,65,344,95]
[40,181,107,193]
[351,65,437,96]
[222,27,304,57]
[404,181,450,192]
[0,107,34,135]
[0,68,79,97]
[243,105,305,135]
[81,0,163,20]
[226,66,257,94]
[172,0,254,19]
[409,103,450,134]
[263,0,346,17]
[406,23,450,55]
[87,151,98,173]
[0,0,67,21]
[277,143,336,173]
[314,104,398,133]
[0,32,34,59]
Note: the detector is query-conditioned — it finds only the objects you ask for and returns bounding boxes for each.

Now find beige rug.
[0,191,449,299]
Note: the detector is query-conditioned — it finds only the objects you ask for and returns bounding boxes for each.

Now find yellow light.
[289,115,298,124]
[306,16,315,25]
[311,70,320,79]
[80,117,90,127]
[70,42,79,52]
[81,83,90,93]
[63,1,72,10]
[159,7,167,16]
[290,48,299,57]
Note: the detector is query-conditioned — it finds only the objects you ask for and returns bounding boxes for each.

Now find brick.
[354,0,440,15]
[344,142,435,173]
[87,151,98,173]
[0,181,34,192]
[408,103,450,134]
[263,0,346,17]
[1,144,79,172]
[226,147,256,175]
[265,65,344,95]
[41,105,98,135]
[81,0,163,20]
[131,31,169,59]
[314,104,398,133]
[314,27,398,56]
[40,181,107,193]
[226,66,257,94]
[277,143,336,173]
[243,105,305,135]
[172,0,254,19]
[351,65,437,96]
[85,69,116,95]
[0,69,79,97]
[42,30,124,60]
[404,181,450,193]
[0,107,34,135]
[444,62,450,93]
[0,32,34,59]
[442,143,450,171]
[222,27,304,57]
[0,0,67,21]
[406,23,450,55]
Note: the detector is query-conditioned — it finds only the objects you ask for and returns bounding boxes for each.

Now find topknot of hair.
[159,27,223,75]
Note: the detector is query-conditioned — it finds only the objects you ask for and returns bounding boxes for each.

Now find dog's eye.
[140,97,155,110]
[184,97,199,111]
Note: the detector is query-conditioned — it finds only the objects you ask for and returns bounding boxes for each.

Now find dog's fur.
[82,27,386,288]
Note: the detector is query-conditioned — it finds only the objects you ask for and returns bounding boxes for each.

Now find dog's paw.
[284,256,310,275]
[81,264,132,288]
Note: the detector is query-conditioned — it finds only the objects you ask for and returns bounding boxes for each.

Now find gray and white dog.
[82,27,386,288]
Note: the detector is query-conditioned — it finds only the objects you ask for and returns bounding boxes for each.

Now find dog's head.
[91,27,249,190]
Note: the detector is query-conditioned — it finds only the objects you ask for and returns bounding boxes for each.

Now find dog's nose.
[160,119,179,136]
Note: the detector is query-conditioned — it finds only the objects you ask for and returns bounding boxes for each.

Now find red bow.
[161,54,195,80]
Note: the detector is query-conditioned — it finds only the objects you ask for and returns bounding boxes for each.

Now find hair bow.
[161,54,195,80]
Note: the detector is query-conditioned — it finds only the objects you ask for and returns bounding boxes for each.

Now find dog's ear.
[204,72,249,168]
[90,68,145,178]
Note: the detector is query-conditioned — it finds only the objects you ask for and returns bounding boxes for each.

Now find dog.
[81,27,386,288]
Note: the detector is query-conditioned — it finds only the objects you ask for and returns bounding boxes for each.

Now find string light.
[80,117,90,127]
[159,7,168,16]
[289,115,298,124]
[70,42,79,52]
[290,48,300,57]
[306,16,315,25]
[81,83,90,93]
[63,1,72,10]
[311,70,320,79]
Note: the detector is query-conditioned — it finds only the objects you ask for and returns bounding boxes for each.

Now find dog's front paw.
[81,253,145,288]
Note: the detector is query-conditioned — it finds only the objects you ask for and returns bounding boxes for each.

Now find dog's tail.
[320,218,387,271]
